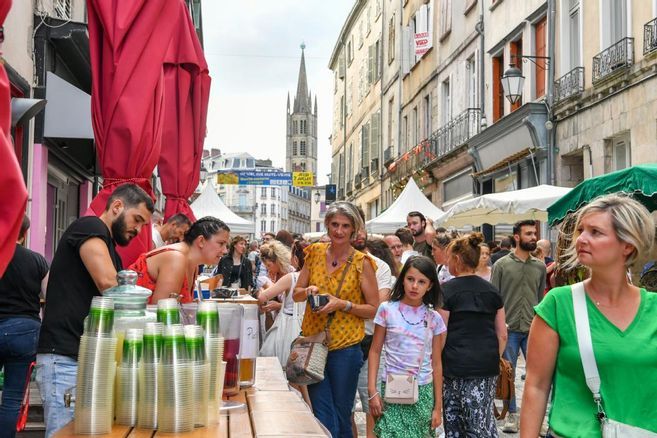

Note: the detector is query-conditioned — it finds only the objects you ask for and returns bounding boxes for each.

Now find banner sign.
[216,171,292,186]
[292,172,314,187]
[414,31,430,56]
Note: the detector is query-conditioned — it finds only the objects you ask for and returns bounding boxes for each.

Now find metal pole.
[547,0,556,185]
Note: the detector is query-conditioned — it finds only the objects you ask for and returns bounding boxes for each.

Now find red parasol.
[159,1,211,223]
[0,0,29,275]
[86,0,179,265]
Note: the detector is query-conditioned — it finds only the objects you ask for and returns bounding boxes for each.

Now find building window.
[293,141,297,156]
[271,220,276,231]
[412,107,418,146]
[347,39,353,65]
[440,0,452,39]
[612,134,631,171]
[535,17,547,98]
[271,187,276,197]
[388,14,396,64]
[443,169,472,203]
[300,141,306,156]
[602,0,628,48]
[441,79,451,125]
[261,187,267,198]
[423,95,431,138]
[261,220,267,232]
[567,0,581,70]
[403,115,409,151]
[261,204,267,215]
[510,37,523,111]
[466,56,477,108]
[294,120,298,134]
[492,53,504,122]
[361,123,370,174]
[387,98,395,150]
[271,204,276,215]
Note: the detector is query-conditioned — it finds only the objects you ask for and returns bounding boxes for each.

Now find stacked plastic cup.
[115,328,143,426]
[74,296,117,434]
[197,301,225,423]
[158,324,193,433]
[157,298,181,325]
[137,322,163,429]
[185,325,210,428]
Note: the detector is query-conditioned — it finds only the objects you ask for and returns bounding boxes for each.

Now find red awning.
[0,0,29,275]
[86,0,180,265]
[159,1,211,223]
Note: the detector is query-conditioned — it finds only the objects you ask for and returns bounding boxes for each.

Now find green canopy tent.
[547,163,657,225]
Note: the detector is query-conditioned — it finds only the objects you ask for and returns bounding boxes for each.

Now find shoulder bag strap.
[415,309,431,377]
[325,252,355,330]
[571,282,604,409]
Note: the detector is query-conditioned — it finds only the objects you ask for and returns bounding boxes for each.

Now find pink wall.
[29,143,48,255]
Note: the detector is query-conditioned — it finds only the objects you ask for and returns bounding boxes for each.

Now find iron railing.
[644,18,657,55]
[390,108,481,184]
[554,67,585,103]
[592,37,634,84]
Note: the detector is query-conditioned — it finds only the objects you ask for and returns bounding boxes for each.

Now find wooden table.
[55,357,328,437]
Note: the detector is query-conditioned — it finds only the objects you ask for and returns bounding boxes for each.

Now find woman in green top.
[521,194,657,437]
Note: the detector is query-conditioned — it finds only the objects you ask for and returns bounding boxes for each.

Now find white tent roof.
[435,184,572,227]
[190,182,254,235]
[366,178,445,233]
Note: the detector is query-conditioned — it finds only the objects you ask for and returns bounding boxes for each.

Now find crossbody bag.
[384,309,430,405]
[286,253,354,385]
[572,282,657,437]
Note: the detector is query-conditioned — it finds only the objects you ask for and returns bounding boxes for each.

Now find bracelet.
[344,300,353,313]
[368,392,379,401]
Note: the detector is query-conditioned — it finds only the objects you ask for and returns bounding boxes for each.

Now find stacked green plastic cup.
[158,324,193,433]
[138,322,163,429]
[84,296,115,336]
[197,301,225,423]
[197,301,220,336]
[185,325,210,427]
[116,328,143,426]
[157,298,180,325]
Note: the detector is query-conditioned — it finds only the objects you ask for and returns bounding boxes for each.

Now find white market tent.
[190,182,254,235]
[434,184,572,228]
[366,178,445,234]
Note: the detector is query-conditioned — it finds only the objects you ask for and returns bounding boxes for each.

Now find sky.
[201,0,355,185]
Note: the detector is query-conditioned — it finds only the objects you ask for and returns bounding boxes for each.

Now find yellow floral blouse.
[301,242,376,351]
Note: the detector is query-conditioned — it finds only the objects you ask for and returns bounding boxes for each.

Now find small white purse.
[384,313,429,405]
[571,282,657,438]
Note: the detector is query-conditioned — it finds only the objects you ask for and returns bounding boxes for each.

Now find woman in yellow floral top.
[293,201,379,438]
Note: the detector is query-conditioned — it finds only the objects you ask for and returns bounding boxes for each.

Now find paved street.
[354,356,527,437]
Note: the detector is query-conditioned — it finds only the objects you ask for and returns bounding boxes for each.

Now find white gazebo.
[190,182,254,235]
[434,185,572,227]
[366,179,445,234]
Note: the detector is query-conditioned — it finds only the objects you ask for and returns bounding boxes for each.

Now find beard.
[411,223,425,237]
[519,240,537,252]
[111,212,137,246]
[352,239,367,251]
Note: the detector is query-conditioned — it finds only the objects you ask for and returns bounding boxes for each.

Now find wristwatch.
[344,300,353,313]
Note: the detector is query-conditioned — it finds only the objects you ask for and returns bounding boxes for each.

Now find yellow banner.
[292,172,314,187]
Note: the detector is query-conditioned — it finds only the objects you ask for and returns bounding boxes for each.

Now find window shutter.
[368,44,374,84]
[361,124,370,169]
[427,0,434,52]
[371,112,380,160]
[402,26,411,74]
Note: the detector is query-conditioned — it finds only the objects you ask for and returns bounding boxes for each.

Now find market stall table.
[54,357,328,437]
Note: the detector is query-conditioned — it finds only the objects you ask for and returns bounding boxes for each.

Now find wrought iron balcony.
[644,18,657,55]
[383,146,395,165]
[592,37,634,84]
[230,205,255,213]
[390,108,480,185]
[354,172,362,189]
[554,67,585,103]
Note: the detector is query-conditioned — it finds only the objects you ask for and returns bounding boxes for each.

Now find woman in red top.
[130,217,230,304]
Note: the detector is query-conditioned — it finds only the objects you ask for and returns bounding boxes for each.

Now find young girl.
[368,256,446,437]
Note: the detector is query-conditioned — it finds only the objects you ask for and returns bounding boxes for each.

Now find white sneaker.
[502,413,519,433]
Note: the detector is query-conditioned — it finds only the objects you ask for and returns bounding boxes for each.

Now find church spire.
[294,43,310,113]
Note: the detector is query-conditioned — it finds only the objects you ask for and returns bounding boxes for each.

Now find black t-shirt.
[441,275,503,378]
[491,249,511,265]
[38,216,122,359]
[0,244,49,321]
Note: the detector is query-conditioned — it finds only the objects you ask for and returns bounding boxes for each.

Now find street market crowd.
[1,182,657,438]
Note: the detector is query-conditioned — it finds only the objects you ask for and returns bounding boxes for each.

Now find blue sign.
[216,170,292,186]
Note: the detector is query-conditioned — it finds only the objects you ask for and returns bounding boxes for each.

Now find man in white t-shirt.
[350,221,392,437]
[151,213,192,248]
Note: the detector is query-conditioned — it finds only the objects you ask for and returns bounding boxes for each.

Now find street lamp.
[501,65,524,105]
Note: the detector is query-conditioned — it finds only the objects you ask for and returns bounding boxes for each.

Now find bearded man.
[37,183,153,437]
[490,219,546,433]
[406,211,433,258]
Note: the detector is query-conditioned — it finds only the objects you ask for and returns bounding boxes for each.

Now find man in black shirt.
[0,216,48,436]
[36,183,153,438]
[490,236,513,265]
[406,211,434,258]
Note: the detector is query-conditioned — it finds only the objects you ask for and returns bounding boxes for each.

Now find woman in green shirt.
[521,194,657,437]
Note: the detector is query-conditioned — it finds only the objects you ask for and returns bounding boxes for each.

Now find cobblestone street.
[354,356,526,437]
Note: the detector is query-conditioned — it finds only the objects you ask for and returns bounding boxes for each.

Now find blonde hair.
[562,193,655,270]
[324,201,365,239]
[260,240,293,274]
